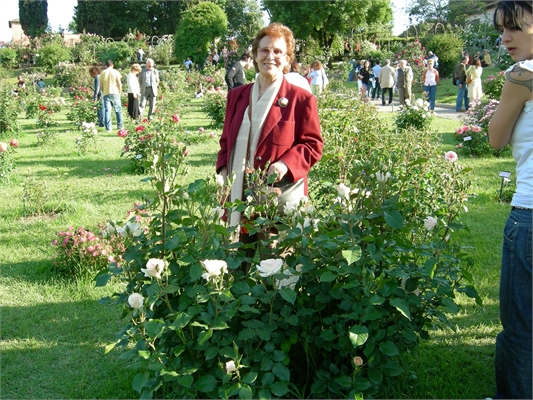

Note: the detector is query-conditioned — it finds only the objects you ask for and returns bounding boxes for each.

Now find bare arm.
[488,66,533,150]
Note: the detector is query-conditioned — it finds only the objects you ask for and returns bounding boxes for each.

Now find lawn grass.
[0,83,513,399]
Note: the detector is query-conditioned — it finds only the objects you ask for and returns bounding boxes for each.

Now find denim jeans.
[97,101,104,127]
[371,80,381,99]
[494,208,532,399]
[103,94,123,131]
[455,80,469,111]
[424,85,437,110]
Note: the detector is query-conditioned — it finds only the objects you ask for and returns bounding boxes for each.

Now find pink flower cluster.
[456,125,482,135]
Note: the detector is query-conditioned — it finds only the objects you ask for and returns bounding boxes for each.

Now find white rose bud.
[225,360,236,373]
[256,258,283,277]
[128,293,144,309]
[423,216,438,231]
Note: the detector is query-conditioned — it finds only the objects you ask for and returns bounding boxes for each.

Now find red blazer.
[216,78,323,194]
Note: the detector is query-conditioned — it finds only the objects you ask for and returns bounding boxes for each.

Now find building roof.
[9,19,21,28]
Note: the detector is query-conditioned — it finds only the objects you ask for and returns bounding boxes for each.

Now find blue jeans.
[455,80,469,111]
[494,208,532,399]
[97,101,104,127]
[424,85,437,110]
[103,94,123,131]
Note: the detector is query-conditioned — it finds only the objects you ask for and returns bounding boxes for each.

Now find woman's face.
[255,35,289,80]
[501,11,533,61]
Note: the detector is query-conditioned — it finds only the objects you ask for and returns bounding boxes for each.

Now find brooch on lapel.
[278,97,289,108]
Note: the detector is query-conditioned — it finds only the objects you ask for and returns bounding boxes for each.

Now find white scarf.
[228,77,283,228]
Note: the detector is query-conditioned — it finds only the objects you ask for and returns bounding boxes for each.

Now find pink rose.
[172,114,180,123]
[183,149,189,156]
[455,127,463,135]
[135,125,145,132]
[445,151,458,162]
[471,125,481,132]
[9,139,18,147]
[117,129,129,138]
[198,127,204,132]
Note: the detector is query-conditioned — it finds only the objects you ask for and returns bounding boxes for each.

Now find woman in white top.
[421,58,440,110]
[307,60,328,96]
[488,1,533,399]
[127,64,142,119]
[466,58,483,101]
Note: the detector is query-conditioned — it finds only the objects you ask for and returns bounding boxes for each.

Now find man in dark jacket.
[453,56,470,112]
[225,51,253,90]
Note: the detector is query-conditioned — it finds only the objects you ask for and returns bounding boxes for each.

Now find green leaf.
[390,298,411,320]
[194,375,217,393]
[138,350,150,359]
[342,247,362,266]
[272,362,290,381]
[384,210,403,229]
[424,259,437,278]
[380,359,403,376]
[379,341,400,357]
[197,329,213,345]
[95,273,112,287]
[334,375,353,388]
[368,368,383,385]
[144,321,164,338]
[261,372,274,386]
[170,312,192,330]
[320,329,337,341]
[280,288,297,304]
[270,381,289,396]
[205,346,219,360]
[132,372,149,393]
[441,297,458,314]
[320,271,336,282]
[348,325,369,348]
[258,388,271,399]
[242,372,258,385]
[190,263,203,280]
[239,384,253,399]
[177,374,193,388]
[408,157,428,166]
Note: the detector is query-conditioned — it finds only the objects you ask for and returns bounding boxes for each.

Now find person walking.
[466,58,484,102]
[397,60,413,105]
[99,60,123,132]
[488,2,533,399]
[127,64,142,119]
[89,65,104,127]
[422,58,440,110]
[225,51,253,90]
[371,59,382,100]
[378,59,395,106]
[453,55,470,112]
[139,58,160,120]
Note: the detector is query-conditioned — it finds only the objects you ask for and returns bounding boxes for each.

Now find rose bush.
[98,89,479,398]
[0,139,18,183]
[395,98,434,132]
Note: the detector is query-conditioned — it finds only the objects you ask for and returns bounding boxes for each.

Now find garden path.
[372,99,461,120]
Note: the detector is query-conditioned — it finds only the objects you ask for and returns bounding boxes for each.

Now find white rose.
[125,220,143,237]
[201,259,228,278]
[212,206,225,220]
[215,174,225,187]
[415,98,424,107]
[337,183,351,199]
[283,201,299,216]
[256,258,283,277]
[128,293,144,309]
[141,258,165,279]
[423,216,438,231]
[225,360,236,373]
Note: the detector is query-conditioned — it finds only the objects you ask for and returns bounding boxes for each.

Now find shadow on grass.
[1,299,136,399]
[15,157,137,178]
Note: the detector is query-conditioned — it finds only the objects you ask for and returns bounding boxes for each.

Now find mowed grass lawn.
[0,92,513,398]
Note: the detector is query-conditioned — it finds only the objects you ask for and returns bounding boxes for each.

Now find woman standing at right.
[488,1,532,399]
[466,58,483,102]
[127,64,142,119]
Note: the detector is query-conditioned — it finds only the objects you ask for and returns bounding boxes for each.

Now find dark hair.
[475,58,481,67]
[493,0,533,33]
[106,59,114,67]
[89,66,101,76]
[251,22,295,74]
[239,51,252,61]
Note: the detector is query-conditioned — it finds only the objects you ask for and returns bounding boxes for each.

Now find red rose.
[9,139,19,147]
[172,114,180,123]
[135,125,145,132]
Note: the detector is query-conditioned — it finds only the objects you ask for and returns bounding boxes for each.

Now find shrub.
[423,33,465,79]
[55,62,92,88]
[454,99,508,157]
[76,121,99,155]
[395,97,434,132]
[201,91,227,128]
[0,47,18,69]
[0,85,21,137]
[52,225,126,279]
[483,71,506,100]
[99,93,479,398]
[0,139,18,183]
[98,41,133,67]
[37,42,72,73]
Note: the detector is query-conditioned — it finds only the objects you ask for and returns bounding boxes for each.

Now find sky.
[0,0,409,43]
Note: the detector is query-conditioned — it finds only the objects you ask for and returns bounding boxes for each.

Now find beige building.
[8,19,80,46]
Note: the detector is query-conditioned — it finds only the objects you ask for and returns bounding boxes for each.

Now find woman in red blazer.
[216,23,323,228]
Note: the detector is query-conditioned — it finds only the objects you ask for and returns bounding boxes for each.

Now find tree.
[225,0,264,50]
[262,0,392,58]
[18,0,49,38]
[406,0,486,29]
[174,2,228,65]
